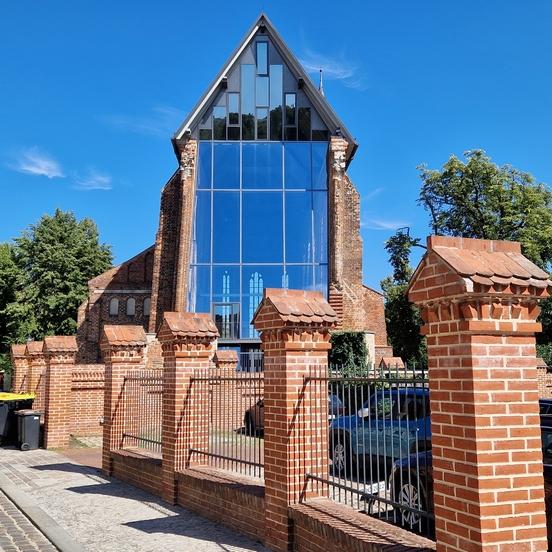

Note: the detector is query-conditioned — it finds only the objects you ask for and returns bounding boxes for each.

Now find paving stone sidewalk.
[0,447,268,552]
[0,490,57,552]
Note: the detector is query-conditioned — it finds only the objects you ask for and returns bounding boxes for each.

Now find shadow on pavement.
[31,462,102,477]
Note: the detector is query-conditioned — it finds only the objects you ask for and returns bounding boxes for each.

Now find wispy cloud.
[362,218,410,231]
[11,147,64,179]
[362,187,385,201]
[299,48,368,91]
[74,168,112,191]
[101,105,184,137]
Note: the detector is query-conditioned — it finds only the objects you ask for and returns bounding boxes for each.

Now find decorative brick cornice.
[25,341,44,357]
[10,344,27,359]
[252,289,338,333]
[409,236,552,306]
[43,335,78,354]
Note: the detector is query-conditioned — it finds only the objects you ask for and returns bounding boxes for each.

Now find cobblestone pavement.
[0,447,268,552]
[0,491,57,552]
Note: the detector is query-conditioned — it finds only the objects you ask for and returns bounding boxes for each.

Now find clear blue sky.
[1,1,551,289]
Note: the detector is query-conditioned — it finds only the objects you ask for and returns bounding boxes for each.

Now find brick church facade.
[76,14,392,364]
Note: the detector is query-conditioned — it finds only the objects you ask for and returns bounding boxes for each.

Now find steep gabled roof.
[173,13,357,161]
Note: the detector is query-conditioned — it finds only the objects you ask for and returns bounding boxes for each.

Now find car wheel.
[394,476,428,532]
[330,432,352,476]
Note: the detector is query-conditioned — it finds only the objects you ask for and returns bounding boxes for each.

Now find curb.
[0,473,87,552]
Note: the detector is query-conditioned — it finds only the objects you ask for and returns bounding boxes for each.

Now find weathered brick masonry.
[409,236,550,552]
[536,358,552,398]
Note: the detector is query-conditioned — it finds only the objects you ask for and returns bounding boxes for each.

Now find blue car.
[329,387,431,475]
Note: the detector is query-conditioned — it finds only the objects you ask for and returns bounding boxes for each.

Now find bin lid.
[0,392,35,402]
[15,409,41,416]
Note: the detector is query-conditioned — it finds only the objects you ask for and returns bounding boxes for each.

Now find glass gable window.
[189,141,329,341]
[188,34,331,342]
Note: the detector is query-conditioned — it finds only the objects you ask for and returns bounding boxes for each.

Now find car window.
[365,392,430,421]
[542,428,552,464]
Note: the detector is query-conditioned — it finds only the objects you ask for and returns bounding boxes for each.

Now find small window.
[228,93,240,125]
[213,106,226,140]
[143,297,151,317]
[126,298,136,316]
[285,93,296,125]
[109,298,119,316]
[256,42,268,75]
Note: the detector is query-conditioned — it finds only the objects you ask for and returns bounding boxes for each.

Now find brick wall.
[537,359,552,398]
[71,365,105,436]
[77,246,154,363]
[176,468,265,543]
[111,450,162,496]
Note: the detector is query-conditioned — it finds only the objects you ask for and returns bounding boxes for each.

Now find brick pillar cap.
[214,349,238,362]
[157,312,219,342]
[379,356,405,369]
[408,235,552,304]
[252,288,338,328]
[101,325,147,346]
[43,335,78,353]
[11,344,27,358]
[25,341,44,356]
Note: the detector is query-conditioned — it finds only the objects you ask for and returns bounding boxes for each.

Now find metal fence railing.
[190,372,264,479]
[122,370,163,456]
[303,363,433,538]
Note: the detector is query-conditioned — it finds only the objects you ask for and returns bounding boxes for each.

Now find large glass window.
[190,141,328,341]
[284,142,311,189]
[213,192,239,262]
[243,143,282,189]
[213,143,239,189]
[193,192,210,263]
[243,191,283,262]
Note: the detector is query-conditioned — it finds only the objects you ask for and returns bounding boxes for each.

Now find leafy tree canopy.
[2,209,112,352]
[418,149,552,270]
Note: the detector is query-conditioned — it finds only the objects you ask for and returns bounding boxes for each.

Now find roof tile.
[43,336,78,353]
[103,325,147,346]
[162,312,219,338]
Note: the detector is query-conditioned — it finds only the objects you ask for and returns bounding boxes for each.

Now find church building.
[76,14,392,366]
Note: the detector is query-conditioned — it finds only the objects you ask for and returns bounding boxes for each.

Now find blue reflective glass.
[313,191,328,263]
[242,265,284,337]
[312,142,328,189]
[188,265,210,313]
[243,192,283,262]
[198,142,212,189]
[285,192,313,263]
[213,192,240,262]
[256,77,269,106]
[212,266,240,301]
[213,142,240,189]
[314,265,328,296]
[193,192,211,263]
[285,265,314,291]
[284,142,311,189]
[242,143,282,189]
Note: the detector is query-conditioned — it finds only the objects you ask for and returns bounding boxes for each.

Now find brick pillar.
[213,349,238,376]
[408,236,550,552]
[213,349,239,431]
[101,325,147,476]
[25,341,46,411]
[10,344,28,393]
[252,288,338,552]
[43,336,77,449]
[157,312,218,504]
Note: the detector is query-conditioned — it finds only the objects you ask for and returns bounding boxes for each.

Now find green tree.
[0,243,22,373]
[4,209,112,345]
[380,231,427,366]
[418,149,552,345]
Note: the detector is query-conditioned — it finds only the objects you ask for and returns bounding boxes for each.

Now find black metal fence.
[190,372,264,478]
[122,370,163,456]
[303,363,433,538]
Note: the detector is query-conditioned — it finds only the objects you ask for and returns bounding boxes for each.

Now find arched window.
[143,297,151,316]
[109,298,119,316]
[126,297,136,316]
